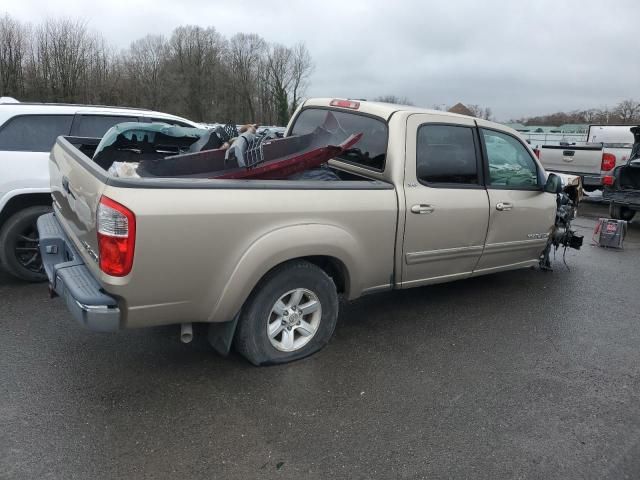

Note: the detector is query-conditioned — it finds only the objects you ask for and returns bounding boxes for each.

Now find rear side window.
[74,115,138,138]
[290,108,388,170]
[416,125,479,185]
[0,115,73,152]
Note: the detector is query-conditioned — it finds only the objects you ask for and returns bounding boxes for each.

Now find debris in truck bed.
[93,122,208,171]
[95,111,362,180]
[107,161,141,178]
[211,133,362,180]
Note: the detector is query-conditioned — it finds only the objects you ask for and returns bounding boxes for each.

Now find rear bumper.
[37,213,121,332]
[603,189,640,209]
[581,174,602,187]
[546,170,601,187]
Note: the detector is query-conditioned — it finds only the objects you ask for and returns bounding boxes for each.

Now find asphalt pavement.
[1,203,639,479]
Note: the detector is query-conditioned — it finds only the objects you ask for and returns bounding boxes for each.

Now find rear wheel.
[234,260,339,365]
[609,203,635,222]
[0,206,52,282]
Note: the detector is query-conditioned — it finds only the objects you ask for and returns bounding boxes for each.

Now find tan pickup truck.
[37,98,581,365]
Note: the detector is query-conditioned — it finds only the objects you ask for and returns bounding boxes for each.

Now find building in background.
[447,102,474,116]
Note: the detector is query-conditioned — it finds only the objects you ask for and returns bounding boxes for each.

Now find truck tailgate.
[539,145,602,174]
[49,138,107,268]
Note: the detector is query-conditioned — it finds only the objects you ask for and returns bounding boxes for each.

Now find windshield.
[290,108,388,171]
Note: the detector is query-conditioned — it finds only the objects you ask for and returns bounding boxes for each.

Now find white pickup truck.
[0,100,199,281]
[536,125,634,191]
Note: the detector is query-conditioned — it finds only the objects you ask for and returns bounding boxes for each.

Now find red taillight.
[330,99,360,109]
[601,152,616,171]
[533,148,540,159]
[97,196,136,276]
[602,175,614,186]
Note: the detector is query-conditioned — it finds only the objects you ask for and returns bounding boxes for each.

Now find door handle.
[496,202,513,211]
[411,204,434,214]
[62,176,75,199]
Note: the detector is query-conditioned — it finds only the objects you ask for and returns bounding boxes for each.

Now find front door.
[402,114,490,287]
[473,125,557,274]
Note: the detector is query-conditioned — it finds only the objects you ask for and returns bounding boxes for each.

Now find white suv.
[0,99,200,281]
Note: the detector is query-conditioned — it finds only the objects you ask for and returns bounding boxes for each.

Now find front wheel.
[0,205,52,282]
[234,260,339,365]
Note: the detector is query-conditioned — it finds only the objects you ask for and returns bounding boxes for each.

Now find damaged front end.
[540,173,584,270]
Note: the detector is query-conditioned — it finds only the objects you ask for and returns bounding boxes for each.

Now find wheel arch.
[0,191,52,230]
[207,224,363,324]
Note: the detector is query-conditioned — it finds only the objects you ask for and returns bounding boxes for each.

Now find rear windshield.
[290,108,388,171]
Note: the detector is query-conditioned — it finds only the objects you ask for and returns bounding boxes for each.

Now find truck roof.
[303,97,514,135]
[0,102,196,125]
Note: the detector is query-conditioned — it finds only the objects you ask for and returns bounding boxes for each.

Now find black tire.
[234,260,339,366]
[609,203,635,222]
[0,205,52,282]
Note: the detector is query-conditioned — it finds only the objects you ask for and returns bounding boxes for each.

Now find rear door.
[474,125,556,274]
[402,114,490,287]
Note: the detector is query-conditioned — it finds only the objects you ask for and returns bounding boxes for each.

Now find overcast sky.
[4,0,639,120]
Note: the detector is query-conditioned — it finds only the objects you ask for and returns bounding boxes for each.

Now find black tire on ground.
[0,205,52,282]
[234,260,339,366]
[609,203,635,222]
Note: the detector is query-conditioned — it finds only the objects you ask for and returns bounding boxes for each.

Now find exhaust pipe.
[180,323,193,344]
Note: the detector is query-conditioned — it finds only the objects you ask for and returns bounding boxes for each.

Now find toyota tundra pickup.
[37,98,581,365]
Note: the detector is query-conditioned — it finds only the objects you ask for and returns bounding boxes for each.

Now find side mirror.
[543,173,563,194]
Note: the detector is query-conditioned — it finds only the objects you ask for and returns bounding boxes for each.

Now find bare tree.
[580,109,599,123]
[466,104,493,120]
[614,99,640,123]
[169,25,225,121]
[1,13,316,125]
[374,95,413,105]
[228,33,267,122]
[0,14,28,96]
[31,18,97,102]
[124,35,169,110]
[265,44,294,125]
[289,43,313,115]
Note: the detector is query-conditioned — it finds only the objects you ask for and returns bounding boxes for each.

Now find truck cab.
[295,99,557,285]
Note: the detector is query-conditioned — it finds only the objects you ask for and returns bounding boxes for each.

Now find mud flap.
[207,312,240,356]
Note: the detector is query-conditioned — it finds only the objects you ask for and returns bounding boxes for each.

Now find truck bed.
[46,135,399,330]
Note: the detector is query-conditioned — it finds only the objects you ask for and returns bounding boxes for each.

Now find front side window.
[482,129,539,188]
[0,115,73,152]
[74,115,138,138]
[290,108,388,171]
[416,125,479,185]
